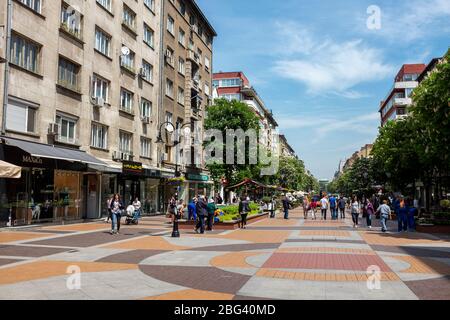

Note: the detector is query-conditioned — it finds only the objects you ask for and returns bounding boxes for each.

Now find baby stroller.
[125,205,141,225]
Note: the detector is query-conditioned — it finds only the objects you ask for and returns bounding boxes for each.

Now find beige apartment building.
[0,0,215,227]
[159,0,216,203]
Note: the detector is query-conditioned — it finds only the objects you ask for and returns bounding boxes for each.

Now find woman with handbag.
[365,199,375,229]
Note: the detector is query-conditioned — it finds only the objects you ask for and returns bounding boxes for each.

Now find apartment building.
[0,0,216,227]
[212,71,279,153]
[159,0,216,203]
[279,134,296,159]
[342,144,373,172]
[379,64,426,126]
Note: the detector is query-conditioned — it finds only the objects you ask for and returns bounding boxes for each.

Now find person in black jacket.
[282,194,290,220]
[195,196,207,234]
[239,196,250,229]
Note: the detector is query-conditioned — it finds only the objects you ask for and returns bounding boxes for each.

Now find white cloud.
[278,112,380,143]
[272,26,394,96]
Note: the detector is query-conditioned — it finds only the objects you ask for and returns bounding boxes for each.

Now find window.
[165,112,173,124]
[141,98,152,118]
[123,5,136,31]
[6,98,36,133]
[92,75,109,102]
[120,88,134,113]
[167,16,174,35]
[95,28,111,57]
[119,131,133,154]
[212,80,219,87]
[18,0,41,13]
[205,56,210,70]
[166,79,174,98]
[205,82,210,96]
[120,48,135,72]
[61,3,83,39]
[180,1,186,15]
[56,114,77,144]
[198,25,203,37]
[140,137,152,158]
[177,87,185,105]
[58,57,80,92]
[144,0,155,11]
[219,78,242,87]
[405,88,414,97]
[96,0,111,12]
[197,48,202,62]
[10,34,40,73]
[178,57,185,75]
[91,123,108,149]
[143,24,154,47]
[141,60,153,82]
[220,93,241,101]
[178,28,185,46]
[188,39,194,51]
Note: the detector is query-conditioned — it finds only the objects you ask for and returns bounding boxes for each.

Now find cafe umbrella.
[0,160,21,179]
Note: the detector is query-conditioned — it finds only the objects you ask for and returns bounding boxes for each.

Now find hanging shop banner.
[185,173,209,182]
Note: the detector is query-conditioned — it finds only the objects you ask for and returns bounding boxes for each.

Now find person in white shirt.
[320,195,329,220]
[132,197,142,217]
[351,196,361,228]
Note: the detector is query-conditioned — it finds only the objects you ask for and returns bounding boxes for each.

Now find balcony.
[191,79,201,92]
[394,97,412,106]
[187,49,201,66]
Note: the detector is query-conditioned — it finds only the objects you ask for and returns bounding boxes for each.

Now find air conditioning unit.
[139,68,147,79]
[48,123,59,136]
[113,151,133,161]
[92,96,105,107]
[141,116,150,124]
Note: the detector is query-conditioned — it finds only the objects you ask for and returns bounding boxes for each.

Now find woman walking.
[365,198,375,229]
[105,194,113,223]
[397,196,409,232]
[351,196,361,228]
[239,196,250,229]
[110,194,124,235]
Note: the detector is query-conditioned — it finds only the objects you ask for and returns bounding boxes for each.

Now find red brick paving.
[263,253,392,272]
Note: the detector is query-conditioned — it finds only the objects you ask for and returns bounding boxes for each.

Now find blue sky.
[196,0,450,180]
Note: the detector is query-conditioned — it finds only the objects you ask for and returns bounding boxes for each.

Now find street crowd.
[303,193,418,233]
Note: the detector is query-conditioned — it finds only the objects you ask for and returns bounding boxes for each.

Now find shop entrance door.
[85,174,99,219]
[122,179,140,206]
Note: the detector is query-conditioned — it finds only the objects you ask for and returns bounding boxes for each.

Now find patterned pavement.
[0,208,449,300]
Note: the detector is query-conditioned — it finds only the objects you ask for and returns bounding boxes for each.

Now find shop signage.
[122,161,143,175]
[22,155,43,165]
[186,173,209,182]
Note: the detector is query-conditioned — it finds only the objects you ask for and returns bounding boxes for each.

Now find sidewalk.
[0,208,449,300]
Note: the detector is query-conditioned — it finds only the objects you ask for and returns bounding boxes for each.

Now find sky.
[196,0,450,180]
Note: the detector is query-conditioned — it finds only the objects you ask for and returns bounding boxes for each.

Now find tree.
[204,98,261,186]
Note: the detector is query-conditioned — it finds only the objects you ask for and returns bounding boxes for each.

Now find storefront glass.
[141,178,159,215]
[53,170,82,221]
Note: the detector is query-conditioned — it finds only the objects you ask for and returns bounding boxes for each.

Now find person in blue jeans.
[397,197,408,232]
[329,195,337,220]
[407,198,417,231]
[376,200,391,232]
[282,194,290,219]
[188,198,197,221]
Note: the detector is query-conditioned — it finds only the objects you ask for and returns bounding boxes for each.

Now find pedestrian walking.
[376,200,391,232]
[269,196,277,218]
[407,198,417,231]
[109,194,124,235]
[188,198,197,221]
[320,195,329,220]
[351,196,360,228]
[194,196,207,234]
[397,196,408,232]
[239,196,251,229]
[206,197,217,231]
[365,199,375,229]
[105,194,113,223]
[310,199,317,220]
[329,195,337,220]
[338,196,346,219]
[282,194,290,220]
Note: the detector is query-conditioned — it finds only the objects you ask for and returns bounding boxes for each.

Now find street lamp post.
[156,121,193,238]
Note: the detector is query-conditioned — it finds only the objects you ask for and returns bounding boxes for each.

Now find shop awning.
[2,137,107,166]
[0,160,21,178]
[88,159,122,173]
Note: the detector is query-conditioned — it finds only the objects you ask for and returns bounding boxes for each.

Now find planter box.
[416,224,450,233]
[178,212,269,230]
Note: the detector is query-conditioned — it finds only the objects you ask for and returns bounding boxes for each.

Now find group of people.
[303,192,418,233]
[105,194,142,235]
[184,195,218,234]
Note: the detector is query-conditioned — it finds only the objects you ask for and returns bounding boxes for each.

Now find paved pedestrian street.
[0,209,449,300]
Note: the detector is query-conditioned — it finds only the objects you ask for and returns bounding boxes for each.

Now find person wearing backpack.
[239,196,250,229]
[338,196,346,219]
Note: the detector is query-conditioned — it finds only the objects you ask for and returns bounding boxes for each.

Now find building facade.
[212,71,279,154]
[0,0,215,227]
[379,64,426,126]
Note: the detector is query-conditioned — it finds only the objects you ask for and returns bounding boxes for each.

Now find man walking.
[338,195,346,219]
[206,197,217,231]
[195,196,207,234]
[282,194,290,220]
[329,194,337,220]
[376,200,391,232]
[320,195,329,220]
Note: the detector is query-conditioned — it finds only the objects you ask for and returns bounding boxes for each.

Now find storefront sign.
[186,173,209,182]
[22,155,43,165]
[122,161,143,175]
